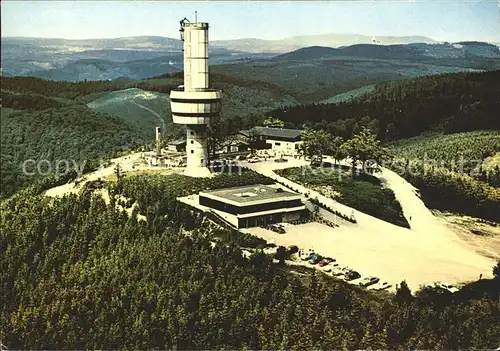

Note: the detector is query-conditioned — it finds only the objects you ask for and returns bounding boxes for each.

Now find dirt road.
[44,152,173,198]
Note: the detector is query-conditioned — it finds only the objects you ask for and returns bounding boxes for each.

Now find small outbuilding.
[167,139,186,152]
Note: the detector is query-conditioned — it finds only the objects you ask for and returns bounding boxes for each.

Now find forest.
[0,76,132,101]
[265,71,500,221]
[0,105,144,199]
[1,172,499,349]
[267,70,500,141]
[390,131,500,221]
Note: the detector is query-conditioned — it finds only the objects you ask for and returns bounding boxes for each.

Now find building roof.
[200,184,301,205]
[220,139,249,147]
[239,127,302,141]
[168,139,186,146]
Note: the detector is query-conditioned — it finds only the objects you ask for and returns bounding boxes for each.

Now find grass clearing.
[276,166,408,228]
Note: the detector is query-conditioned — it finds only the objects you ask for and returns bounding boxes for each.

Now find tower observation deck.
[170,18,222,177]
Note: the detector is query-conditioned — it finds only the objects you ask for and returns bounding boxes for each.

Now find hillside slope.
[268,70,500,139]
[0,105,143,199]
[273,42,500,61]
[390,131,500,221]
[211,33,436,53]
[212,57,488,103]
[0,77,149,198]
[87,88,171,139]
[319,85,376,104]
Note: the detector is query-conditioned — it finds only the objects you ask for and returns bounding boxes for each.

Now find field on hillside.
[276,166,408,227]
[137,74,300,120]
[320,85,376,104]
[87,88,171,139]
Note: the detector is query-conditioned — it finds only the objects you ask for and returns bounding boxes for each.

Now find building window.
[191,140,194,144]
[191,150,194,154]
[275,142,281,146]
[191,131,195,136]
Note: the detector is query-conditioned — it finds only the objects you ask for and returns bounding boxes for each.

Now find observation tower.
[170,17,222,177]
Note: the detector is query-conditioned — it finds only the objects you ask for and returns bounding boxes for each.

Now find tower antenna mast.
[195,11,197,23]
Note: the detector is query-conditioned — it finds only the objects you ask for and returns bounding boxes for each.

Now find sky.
[2,0,499,43]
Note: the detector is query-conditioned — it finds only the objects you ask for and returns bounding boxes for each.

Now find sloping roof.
[168,139,186,146]
[221,139,249,147]
[239,127,302,140]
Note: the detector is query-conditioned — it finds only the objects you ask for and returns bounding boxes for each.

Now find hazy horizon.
[2,32,441,42]
[2,1,499,43]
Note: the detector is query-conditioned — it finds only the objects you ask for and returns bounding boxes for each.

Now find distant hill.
[4,35,498,83]
[209,41,500,104]
[211,33,437,53]
[211,56,488,104]
[1,36,273,81]
[273,45,424,61]
[273,42,500,61]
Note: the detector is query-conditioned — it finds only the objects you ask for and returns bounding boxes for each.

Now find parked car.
[287,245,299,254]
[268,224,286,234]
[321,263,339,272]
[248,157,261,163]
[372,282,392,291]
[274,158,288,163]
[344,270,361,281]
[434,282,459,293]
[308,254,323,265]
[359,276,380,287]
[331,266,350,276]
[318,257,335,267]
[318,259,329,267]
[302,252,316,261]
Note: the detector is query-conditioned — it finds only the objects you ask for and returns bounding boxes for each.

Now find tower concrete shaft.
[170,19,222,177]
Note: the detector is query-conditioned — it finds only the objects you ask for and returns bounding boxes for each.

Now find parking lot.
[244,221,492,292]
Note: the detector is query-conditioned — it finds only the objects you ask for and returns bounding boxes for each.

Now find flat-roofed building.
[198,184,307,228]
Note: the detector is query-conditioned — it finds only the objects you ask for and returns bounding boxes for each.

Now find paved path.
[44,152,178,198]
[244,159,412,234]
